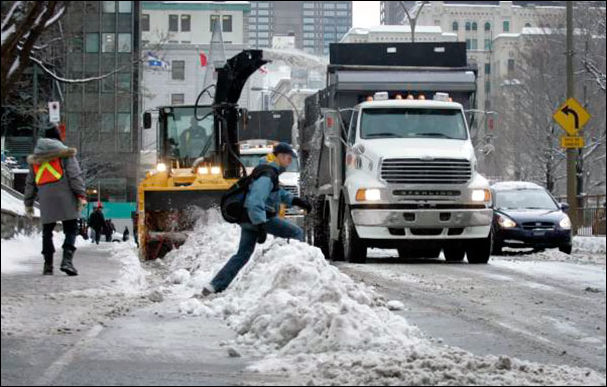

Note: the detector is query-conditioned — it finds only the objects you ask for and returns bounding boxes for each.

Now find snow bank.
[158,210,604,386]
[1,231,88,274]
[109,242,149,294]
[1,189,40,217]
[573,236,606,255]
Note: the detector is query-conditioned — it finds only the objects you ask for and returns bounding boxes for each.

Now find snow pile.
[1,231,88,274]
[1,189,40,217]
[109,243,149,294]
[573,236,606,255]
[159,210,604,386]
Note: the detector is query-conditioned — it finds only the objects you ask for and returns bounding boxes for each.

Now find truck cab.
[336,94,492,262]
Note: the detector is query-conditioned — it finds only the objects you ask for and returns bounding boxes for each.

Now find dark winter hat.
[44,125,62,141]
[273,142,297,158]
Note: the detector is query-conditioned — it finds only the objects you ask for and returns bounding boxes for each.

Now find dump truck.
[301,42,493,264]
[137,50,267,260]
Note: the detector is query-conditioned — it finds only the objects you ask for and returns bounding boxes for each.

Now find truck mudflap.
[350,207,492,240]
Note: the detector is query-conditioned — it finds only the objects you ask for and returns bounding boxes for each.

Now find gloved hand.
[256,223,268,244]
[292,197,312,214]
[77,197,87,212]
[25,206,34,219]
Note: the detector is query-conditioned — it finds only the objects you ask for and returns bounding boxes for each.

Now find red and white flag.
[200,52,207,67]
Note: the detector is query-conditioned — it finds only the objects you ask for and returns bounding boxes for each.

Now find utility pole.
[566,1,578,235]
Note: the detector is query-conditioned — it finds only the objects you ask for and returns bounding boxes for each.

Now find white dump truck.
[301,42,493,263]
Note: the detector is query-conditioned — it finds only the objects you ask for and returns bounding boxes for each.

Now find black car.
[491,182,572,255]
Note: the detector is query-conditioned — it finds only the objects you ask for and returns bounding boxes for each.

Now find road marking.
[34,324,104,386]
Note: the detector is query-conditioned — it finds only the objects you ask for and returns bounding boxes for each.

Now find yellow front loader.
[137,50,267,259]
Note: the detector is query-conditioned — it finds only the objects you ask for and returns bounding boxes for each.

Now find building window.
[484,22,491,31]
[485,99,491,110]
[465,22,471,31]
[172,60,185,80]
[507,59,515,74]
[210,14,220,31]
[471,39,477,50]
[503,21,510,32]
[303,3,314,8]
[485,80,490,93]
[102,74,115,93]
[142,14,150,31]
[118,1,131,13]
[485,63,491,75]
[102,33,115,52]
[171,94,185,105]
[223,15,232,32]
[452,21,458,31]
[525,23,531,28]
[117,113,131,132]
[117,73,131,92]
[484,39,491,50]
[472,22,477,31]
[101,113,115,133]
[169,15,178,32]
[102,1,115,13]
[118,33,131,52]
[85,33,99,53]
[181,15,191,32]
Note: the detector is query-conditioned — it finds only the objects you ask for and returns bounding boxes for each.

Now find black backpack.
[220,164,279,224]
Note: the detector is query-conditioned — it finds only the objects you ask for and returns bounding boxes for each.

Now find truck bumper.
[351,207,492,240]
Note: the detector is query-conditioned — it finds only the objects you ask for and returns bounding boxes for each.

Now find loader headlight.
[471,189,491,202]
[356,188,381,201]
[211,166,221,175]
[559,215,571,230]
[156,163,167,172]
[197,167,209,175]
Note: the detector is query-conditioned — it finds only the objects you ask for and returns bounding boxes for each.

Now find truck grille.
[381,158,472,185]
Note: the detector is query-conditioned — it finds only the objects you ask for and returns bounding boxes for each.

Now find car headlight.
[156,163,167,172]
[559,215,571,230]
[356,188,381,201]
[497,214,517,228]
[471,189,491,202]
[210,166,221,175]
[197,167,209,175]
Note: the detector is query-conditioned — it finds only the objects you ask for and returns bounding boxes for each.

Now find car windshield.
[166,107,215,166]
[360,108,468,140]
[494,189,559,210]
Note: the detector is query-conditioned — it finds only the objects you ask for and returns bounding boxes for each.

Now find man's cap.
[273,142,297,158]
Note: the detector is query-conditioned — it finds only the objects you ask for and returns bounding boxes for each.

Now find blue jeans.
[210,217,304,293]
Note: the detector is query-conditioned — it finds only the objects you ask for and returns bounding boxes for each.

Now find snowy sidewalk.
[1,236,288,386]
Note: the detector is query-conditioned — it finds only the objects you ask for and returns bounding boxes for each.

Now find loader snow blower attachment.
[138,50,267,260]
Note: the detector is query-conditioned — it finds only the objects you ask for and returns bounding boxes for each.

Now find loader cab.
[157,105,216,169]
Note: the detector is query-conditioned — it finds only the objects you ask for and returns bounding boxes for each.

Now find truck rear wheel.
[341,206,366,263]
[466,234,492,264]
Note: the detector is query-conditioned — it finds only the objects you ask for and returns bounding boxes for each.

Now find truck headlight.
[471,189,491,202]
[559,215,571,230]
[211,166,221,175]
[356,188,381,201]
[156,163,167,172]
[497,214,517,229]
[197,167,209,175]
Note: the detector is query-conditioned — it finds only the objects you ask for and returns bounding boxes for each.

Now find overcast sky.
[352,1,381,28]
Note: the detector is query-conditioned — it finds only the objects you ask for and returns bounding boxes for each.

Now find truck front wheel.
[466,234,492,264]
[341,206,366,263]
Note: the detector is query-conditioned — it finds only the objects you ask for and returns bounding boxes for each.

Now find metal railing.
[557,194,606,236]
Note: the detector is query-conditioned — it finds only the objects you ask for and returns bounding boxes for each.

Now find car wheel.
[398,247,441,260]
[559,244,572,255]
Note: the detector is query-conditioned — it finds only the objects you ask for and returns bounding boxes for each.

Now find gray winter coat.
[24,138,86,224]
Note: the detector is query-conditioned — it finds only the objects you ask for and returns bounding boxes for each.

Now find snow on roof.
[491,181,544,191]
[347,25,444,35]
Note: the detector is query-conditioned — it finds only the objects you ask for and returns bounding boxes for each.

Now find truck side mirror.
[143,112,152,129]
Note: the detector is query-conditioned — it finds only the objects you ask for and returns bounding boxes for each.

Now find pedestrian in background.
[88,205,105,245]
[24,123,86,276]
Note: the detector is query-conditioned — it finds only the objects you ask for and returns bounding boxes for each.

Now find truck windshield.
[360,108,468,140]
[166,107,215,165]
